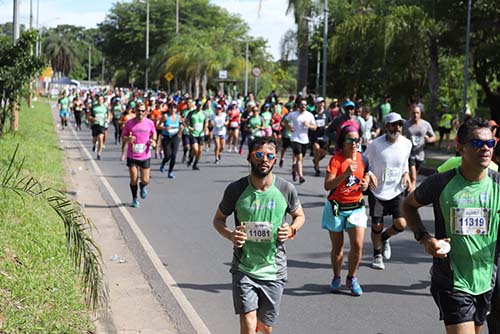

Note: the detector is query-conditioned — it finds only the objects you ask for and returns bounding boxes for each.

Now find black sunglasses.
[469,139,495,149]
[389,121,404,127]
[345,138,361,144]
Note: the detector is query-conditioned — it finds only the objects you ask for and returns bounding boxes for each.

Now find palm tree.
[43,33,76,76]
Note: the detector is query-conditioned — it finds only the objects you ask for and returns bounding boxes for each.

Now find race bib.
[383,167,401,183]
[132,143,145,154]
[230,121,239,128]
[168,128,178,136]
[347,210,367,228]
[451,207,489,235]
[316,119,326,127]
[215,119,224,129]
[411,135,422,146]
[244,222,273,242]
[194,123,203,131]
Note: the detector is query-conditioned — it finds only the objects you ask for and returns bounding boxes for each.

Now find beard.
[387,132,400,141]
[251,161,275,178]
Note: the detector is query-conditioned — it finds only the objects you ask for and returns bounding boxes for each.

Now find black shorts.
[409,157,423,170]
[182,133,192,146]
[190,135,204,145]
[291,141,307,156]
[313,139,328,150]
[126,157,151,169]
[282,137,291,149]
[92,124,107,137]
[368,191,404,220]
[431,284,493,326]
[438,127,451,136]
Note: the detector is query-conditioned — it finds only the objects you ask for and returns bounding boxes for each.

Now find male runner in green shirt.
[403,118,500,334]
[213,137,305,334]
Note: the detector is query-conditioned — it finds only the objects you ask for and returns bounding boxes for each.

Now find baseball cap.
[215,104,222,109]
[316,97,325,103]
[384,112,404,124]
[343,101,355,108]
[128,101,137,108]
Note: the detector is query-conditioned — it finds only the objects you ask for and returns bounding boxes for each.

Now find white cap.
[384,112,404,124]
[316,96,325,103]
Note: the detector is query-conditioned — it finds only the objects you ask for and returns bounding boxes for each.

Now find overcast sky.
[0,0,295,60]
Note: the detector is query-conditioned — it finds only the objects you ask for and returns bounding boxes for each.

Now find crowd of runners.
[56,87,500,334]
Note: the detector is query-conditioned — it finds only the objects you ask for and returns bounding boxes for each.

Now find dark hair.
[336,125,359,148]
[494,142,500,159]
[248,137,278,153]
[456,117,491,145]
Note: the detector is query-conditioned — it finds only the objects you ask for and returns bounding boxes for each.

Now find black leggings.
[112,119,120,143]
[161,135,180,173]
[74,110,82,128]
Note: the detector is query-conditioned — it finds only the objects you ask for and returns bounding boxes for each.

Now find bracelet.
[288,226,296,240]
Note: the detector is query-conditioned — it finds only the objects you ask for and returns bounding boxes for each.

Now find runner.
[185,100,207,170]
[121,100,157,208]
[271,104,282,144]
[227,102,241,152]
[111,99,124,144]
[404,104,436,190]
[181,98,194,163]
[212,136,305,334]
[119,102,136,161]
[322,126,375,296]
[279,110,293,168]
[246,104,265,148]
[72,94,84,131]
[57,91,70,130]
[90,94,112,160]
[438,104,454,151]
[402,117,500,334]
[310,97,331,176]
[210,104,228,164]
[283,98,317,183]
[203,101,214,152]
[158,102,181,179]
[261,103,273,138]
[363,112,412,270]
[238,102,253,155]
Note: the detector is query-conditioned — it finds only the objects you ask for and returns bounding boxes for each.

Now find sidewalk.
[53,106,179,334]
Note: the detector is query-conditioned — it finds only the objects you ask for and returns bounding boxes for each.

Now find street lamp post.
[145,0,150,91]
[244,40,249,96]
[322,0,328,98]
[462,0,472,115]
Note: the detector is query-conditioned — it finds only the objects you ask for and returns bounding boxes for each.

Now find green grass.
[0,101,94,333]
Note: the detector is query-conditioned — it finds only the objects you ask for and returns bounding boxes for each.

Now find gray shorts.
[232,271,286,326]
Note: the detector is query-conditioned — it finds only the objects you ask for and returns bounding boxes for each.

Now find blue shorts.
[321,201,367,232]
[59,110,69,118]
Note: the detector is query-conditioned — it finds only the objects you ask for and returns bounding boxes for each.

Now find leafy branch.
[0,144,108,312]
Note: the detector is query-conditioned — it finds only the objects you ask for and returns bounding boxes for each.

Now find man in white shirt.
[283,98,317,183]
[364,112,412,270]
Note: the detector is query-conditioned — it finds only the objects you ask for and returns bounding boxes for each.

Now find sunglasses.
[469,138,495,149]
[252,151,276,160]
[345,138,360,144]
[300,103,307,107]
[137,108,147,113]
[389,121,404,127]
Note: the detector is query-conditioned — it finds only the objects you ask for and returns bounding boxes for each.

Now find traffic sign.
[219,70,228,79]
[251,66,262,78]
[164,72,174,82]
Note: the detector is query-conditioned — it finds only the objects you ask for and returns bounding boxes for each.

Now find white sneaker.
[382,240,391,260]
[371,254,385,270]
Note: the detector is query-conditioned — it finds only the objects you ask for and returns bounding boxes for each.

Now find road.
[69,120,451,334]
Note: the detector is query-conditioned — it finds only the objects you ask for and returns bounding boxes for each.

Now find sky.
[0,0,295,60]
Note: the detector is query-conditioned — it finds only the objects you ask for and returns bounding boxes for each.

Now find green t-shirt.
[247,116,263,138]
[182,109,191,135]
[261,111,272,128]
[59,97,69,111]
[189,110,206,137]
[113,105,123,119]
[439,113,454,129]
[92,104,109,128]
[218,176,300,280]
[414,168,500,295]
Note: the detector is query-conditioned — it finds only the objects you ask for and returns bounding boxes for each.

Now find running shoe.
[140,186,148,199]
[239,147,243,155]
[371,254,385,270]
[96,155,101,160]
[347,277,363,296]
[329,276,341,292]
[382,240,391,260]
[131,199,140,208]
[168,172,176,179]
[279,159,284,168]
[192,165,200,171]
[299,176,306,184]
[159,164,166,173]
[315,169,320,177]
[292,168,297,182]
[92,144,96,152]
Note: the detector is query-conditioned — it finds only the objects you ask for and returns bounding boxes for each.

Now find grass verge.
[0,101,94,333]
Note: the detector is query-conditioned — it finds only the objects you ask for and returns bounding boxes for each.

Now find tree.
[43,32,76,76]
[0,30,43,136]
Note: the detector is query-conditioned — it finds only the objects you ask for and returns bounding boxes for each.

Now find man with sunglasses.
[121,100,157,208]
[402,118,500,334]
[364,112,412,270]
[212,137,305,334]
[283,98,317,183]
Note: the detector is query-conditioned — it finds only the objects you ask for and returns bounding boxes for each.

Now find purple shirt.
[122,118,157,160]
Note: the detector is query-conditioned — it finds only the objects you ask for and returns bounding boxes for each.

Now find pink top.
[122,118,157,160]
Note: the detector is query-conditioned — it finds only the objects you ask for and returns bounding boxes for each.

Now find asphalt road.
[70,121,454,334]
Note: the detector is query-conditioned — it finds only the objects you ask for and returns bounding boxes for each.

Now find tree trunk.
[10,97,19,132]
[427,36,440,128]
[194,72,201,99]
[296,19,309,95]
[201,71,208,98]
